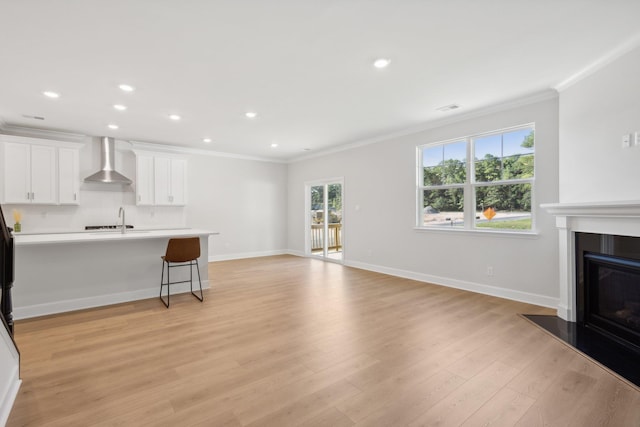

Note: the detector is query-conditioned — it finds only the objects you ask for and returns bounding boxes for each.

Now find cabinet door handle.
[74,193,77,201]
[31,192,35,200]
[27,192,30,200]
[138,195,141,202]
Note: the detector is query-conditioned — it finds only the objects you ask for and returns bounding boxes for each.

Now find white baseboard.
[0,325,20,427]
[0,375,20,427]
[209,250,558,310]
[556,304,573,322]
[285,249,305,257]
[344,259,559,309]
[209,249,290,262]
[14,280,210,320]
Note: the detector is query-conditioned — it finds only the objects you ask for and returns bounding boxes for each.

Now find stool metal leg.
[160,260,170,308]
[191,260,204,302]
[160,258,202,307]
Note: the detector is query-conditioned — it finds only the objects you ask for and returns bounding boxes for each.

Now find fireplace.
[538,201,640,386]
[577,232,640,351]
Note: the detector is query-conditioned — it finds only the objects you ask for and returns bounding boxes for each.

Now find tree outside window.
[418,125,535,232]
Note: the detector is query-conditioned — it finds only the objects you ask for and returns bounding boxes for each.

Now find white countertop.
[14,228,218,245]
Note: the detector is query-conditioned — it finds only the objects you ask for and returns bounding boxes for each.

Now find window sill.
[413,226,540,239]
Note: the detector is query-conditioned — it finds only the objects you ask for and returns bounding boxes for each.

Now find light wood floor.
[7,255,640,426]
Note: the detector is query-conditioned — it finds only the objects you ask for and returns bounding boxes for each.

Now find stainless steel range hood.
[84,137,132,184]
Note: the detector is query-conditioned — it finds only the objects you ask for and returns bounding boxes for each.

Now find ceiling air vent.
[22,114,45,120]
[436,104,460,112]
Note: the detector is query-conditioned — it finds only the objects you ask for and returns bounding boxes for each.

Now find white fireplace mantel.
[541,200,640,321]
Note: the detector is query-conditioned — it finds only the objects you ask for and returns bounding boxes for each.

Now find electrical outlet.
[635,131,640,147]
[486,266,494,277]
[622,133,632,148]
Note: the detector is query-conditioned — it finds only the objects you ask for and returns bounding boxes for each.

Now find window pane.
[475,128,534,182]
[311,185,324,225]
[422,141,466,186]
[443,141,466,184]
[475,134,502,182]
[327,184,342,224]
[422,188,464,227]
[423,145,443,186]
[475,183,532,230]
[503,129,534,180]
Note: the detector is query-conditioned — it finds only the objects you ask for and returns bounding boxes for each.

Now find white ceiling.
[1,1,640,161]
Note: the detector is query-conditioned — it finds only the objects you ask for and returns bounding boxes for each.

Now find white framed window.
[417,124,535,232]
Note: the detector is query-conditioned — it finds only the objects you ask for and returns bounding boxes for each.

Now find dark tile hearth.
[524,314,640,388]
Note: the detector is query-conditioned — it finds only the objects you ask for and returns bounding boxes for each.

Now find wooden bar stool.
[160,237,204,308]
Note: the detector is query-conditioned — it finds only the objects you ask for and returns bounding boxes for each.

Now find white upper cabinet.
[134,151,187,206]
[135,154,155,206]
[30,145,57,204]
[3,142,56,204]
[58,147,80,205]
[1,136,82,205]
[153,156,171,206]
[168,158,186,206]
[3,142,31,203]
[154,156,187,206]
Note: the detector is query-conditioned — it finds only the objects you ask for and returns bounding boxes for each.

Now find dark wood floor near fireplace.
[7,255,640,426]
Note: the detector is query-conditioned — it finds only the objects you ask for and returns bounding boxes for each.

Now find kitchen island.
[13,228,216,319]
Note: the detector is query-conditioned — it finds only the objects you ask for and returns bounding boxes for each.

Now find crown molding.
[0,133,85,149]
[554,34,640,92]
[0,123,89,143]
[128,140,286,163]
[288,89,558,163]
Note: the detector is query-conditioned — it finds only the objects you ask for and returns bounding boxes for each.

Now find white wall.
[185,154,288,260]
[287,96,560,306]
[2,136,289,261]
[559,46,640,202]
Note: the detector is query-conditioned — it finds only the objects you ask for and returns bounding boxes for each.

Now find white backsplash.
[9,186,186,233]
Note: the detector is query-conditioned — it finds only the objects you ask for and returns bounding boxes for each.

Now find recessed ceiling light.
[107,124,119,130]
[43,91,60,98]
[373,58,391,69]
[203,138,212,143]
[271,143,278,148]
[169,114,181,121]
[113,104,127,111]
[119,84,135,92]
[245,111,257,119]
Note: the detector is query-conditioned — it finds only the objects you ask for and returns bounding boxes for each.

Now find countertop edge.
[14,229,219,245]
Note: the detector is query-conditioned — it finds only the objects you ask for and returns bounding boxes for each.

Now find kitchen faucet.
[118,207,126,234]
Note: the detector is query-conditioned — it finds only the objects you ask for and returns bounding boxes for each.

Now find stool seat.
[160,237,203,308]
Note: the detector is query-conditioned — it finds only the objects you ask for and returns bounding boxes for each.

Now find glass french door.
[307,180,343,262]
